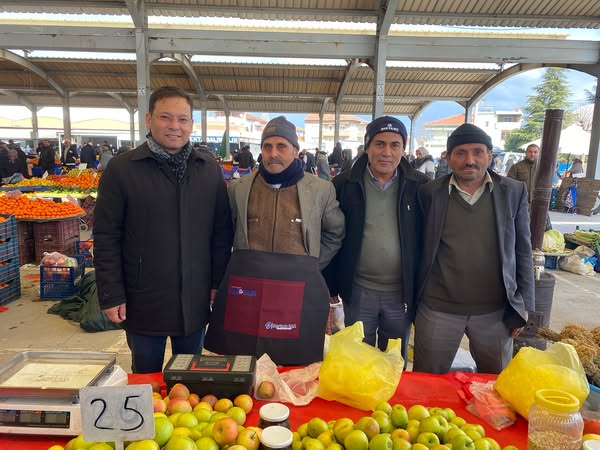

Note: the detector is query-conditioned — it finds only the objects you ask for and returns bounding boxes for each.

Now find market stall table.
[0,371,528,449]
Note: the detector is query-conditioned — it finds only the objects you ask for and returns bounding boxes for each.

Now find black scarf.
[259,158,304,188]
[146,134,193,183]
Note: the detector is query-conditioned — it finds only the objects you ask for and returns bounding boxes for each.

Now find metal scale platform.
[0,351,128,436]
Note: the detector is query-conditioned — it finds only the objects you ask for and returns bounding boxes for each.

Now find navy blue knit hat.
[262,116,299,149]
[364,116,408,149]
[447,123,493,153]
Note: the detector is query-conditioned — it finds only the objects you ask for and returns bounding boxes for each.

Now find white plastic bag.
[253,353,320,406]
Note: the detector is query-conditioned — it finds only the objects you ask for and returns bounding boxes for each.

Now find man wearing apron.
[205,116,345,365]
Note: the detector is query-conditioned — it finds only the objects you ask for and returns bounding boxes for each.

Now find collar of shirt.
[366,164,398,191]
[448,171,494,205]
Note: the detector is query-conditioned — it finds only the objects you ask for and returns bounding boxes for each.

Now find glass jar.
[527,388,583,450]
[259,425,293,450]
[258,403,290,430]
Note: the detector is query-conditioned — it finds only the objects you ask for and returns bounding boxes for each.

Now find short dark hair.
[149,86,193,116]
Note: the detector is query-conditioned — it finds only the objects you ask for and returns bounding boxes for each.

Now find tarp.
[522,124,591,155]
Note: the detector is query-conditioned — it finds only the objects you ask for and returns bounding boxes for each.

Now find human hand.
[104,304,126,323]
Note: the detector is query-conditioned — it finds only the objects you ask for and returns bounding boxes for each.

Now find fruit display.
[291,402,521,450]
[537,323,600,387]
[48,383,257,450]
[0,194,84,219]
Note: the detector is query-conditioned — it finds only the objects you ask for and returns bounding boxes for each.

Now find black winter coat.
[322,154,429,320]
[94,143,233,336]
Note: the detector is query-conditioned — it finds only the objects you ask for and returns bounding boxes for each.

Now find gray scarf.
[146,134,193,183]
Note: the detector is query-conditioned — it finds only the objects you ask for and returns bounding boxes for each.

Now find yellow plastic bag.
[317,321,404,410]
[495,342,590,419]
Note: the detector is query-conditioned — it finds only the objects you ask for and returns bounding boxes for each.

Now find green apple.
[450,417,467,428]
[451,433,475,450]
[412,445,429,450]
[326,443,344,450]
[236,428,261,450]
[390,429,411,442]
[195,436,219,450]
[484,437,501,450]
[292,442,304,450]
[332,418,355,443]
[407,419,421,443]
[460,424,485,440]
[443,427,466,444]
[375,401,393,415]
[369,433,393,450]
[371,410,393,433]
[428,407,447,418]
[304,438,326,450]
[419,415,449,440]
[356,416,381,441]
[226,406,247,426]
[189,422,209,440]
[390,405,409,429]
[308,418,330,439]
[408,405,431,421]
[328,420,336,430]
[317,430,337,448]
[344,430,369,450]
[298,423,310,438]
[501,446,519,450]
[444,408,457,421]
[391,437,412,450]
[472,438,493,450]
[417,431,440,448]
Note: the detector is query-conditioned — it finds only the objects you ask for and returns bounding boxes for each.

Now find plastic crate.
[0,239,18,262]
[544,255,559,270]
[18,239,35,265]
[0,259,20,285]
[17,220,33,243]
[76,239,94,268]
[0,214,17,241]
[0,278,21,306]
[33,218,80,247]
[39,254,85,299]
[35,237,78,264]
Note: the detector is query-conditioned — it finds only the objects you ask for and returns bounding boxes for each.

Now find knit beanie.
[364,116,408,149]
[262,116,299,149]
[447,123,493,153]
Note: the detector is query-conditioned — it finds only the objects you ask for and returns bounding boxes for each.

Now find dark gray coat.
[94,142,233,336]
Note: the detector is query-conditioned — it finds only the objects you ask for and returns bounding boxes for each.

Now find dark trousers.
[126,328,205,373]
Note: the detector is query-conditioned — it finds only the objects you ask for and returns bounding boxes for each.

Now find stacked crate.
[39,254,85,299]
[33,218,80,263]
[76,238,94,268]
[17,221,35,265]
[0,214,22,306]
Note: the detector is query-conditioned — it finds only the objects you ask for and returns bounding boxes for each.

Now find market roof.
[0,1,598,117]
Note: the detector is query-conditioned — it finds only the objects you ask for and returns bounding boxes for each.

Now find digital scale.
[0,351,128,436]
[163,354,256,399]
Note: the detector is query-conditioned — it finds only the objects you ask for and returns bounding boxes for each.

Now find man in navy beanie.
[414,122,534,374]
[205,115,345,365]
[322,115,429,362]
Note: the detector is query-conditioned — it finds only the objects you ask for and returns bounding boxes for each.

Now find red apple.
[201,394,219,407]
[256,381,275,399]
[167,397,192,414]
[168,382,190,400]
[212,416,240,446]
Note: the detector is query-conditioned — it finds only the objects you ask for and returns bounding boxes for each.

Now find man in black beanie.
[414,122,534,374]
[322,115,429,362]
[205,115,345,365]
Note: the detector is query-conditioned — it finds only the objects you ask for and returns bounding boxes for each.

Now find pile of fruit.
[0,195,84,219]
[48,173,99,192]
[7,178,55,187]
[49,383,257,450]
[292,402,518,450]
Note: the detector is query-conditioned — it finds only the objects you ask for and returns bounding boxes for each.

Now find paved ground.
[0,210,598,373]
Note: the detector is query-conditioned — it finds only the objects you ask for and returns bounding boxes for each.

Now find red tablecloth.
[0,371,528,449]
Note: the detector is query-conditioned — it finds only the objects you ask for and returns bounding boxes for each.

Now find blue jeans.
[126,328,206,373]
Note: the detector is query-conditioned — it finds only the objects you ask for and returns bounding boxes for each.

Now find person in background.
[567,157,584,177]
[301,148,316,174]
[505,155,515,175]
[0,148,29,181]
[414,123,534,374]
[64,143,79,168]
[116,144,130,155]
[328,142,344,176]
[323,116,429,361]
[341,148,353,172]
[94,86,233,373]
[97,145,113,172]
[236,144,255,169]
[411,147,436,180]
[436,150,450,178]
[205,115,345,365]
[507,143,539,204]
[316,149,330,180]
[352,144,365,165]
[80,140,97,169]
[38,139,56,175]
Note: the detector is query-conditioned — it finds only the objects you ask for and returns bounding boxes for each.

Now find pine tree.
[504,68,572,152]
[585,84,597,104]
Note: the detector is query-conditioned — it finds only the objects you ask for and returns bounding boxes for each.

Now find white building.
[473,106,523,150]
[304,114,369,154]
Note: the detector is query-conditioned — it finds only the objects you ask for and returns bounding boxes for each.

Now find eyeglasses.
[154,113,191,125]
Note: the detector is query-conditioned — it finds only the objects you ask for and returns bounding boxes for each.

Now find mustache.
[265,158,284,165]
[461,163,481,169]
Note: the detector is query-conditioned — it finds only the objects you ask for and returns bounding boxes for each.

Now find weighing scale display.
[0,408,70,428]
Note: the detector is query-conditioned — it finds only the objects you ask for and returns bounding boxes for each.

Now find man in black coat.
[79,140,97,168]
[94,86,233,373]
[38,139,56,175]
[323,116,429,361]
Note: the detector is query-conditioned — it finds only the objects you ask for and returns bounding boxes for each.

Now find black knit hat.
[364,116,408,149]
[262,116,299,149]
[447,123,493,153]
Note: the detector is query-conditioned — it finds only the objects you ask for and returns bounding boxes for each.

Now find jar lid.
[534,389,580,412]
[583,440,600,450]
[260,425,293,448]
[259,403,290,422]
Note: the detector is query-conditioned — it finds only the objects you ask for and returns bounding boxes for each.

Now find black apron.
[204,249,330,365]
